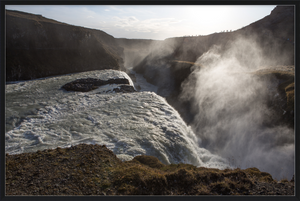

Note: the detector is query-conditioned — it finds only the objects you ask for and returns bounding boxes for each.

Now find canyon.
[4,5,296,195]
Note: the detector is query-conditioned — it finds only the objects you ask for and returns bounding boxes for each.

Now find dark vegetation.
[6,144,294,195]
[6,10,125,81]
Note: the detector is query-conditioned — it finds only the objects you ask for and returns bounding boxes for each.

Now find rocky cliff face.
[131,5,295,126]
[116,38,163,67]
[237,5,294,65]
[133,5,294,81]
[6,10,125,81]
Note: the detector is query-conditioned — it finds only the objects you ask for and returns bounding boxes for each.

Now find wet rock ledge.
[6,144,294,195]
[61,78,136,93]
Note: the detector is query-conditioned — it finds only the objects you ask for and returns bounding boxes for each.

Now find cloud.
[113,16,182,34]
[109,6,125,13]
[105,9,110,12]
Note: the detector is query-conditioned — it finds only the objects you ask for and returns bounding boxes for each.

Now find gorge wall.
[133,5,294,88]
[6,10,125,81]
[132,5,295,126]
[116,38,163,68]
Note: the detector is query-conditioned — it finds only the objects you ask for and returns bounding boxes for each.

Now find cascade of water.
[5,70,229,169]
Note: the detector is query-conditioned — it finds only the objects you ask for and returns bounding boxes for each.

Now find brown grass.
[6,144,294,196]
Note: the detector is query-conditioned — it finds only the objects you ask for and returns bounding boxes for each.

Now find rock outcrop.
[61,78,130,92]
[254,68,295,128]
[112,85,136,93]
[6,10,125,81]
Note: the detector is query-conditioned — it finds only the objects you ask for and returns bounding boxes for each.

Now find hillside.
[6,10,125,81]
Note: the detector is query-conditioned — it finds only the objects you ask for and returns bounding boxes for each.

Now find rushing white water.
[5,69,229,169]
[127,67,158,93]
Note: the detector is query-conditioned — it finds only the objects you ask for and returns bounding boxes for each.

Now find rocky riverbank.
[6,144,294,195]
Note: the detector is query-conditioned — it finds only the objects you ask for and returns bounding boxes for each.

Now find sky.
[5,5,277,40]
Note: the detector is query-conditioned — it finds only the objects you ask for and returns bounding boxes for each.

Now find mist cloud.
[180,37,294,180]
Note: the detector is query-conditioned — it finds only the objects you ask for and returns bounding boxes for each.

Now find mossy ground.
[6,144,294,195]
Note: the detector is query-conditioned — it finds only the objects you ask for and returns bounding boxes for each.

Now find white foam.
[5,70,229,169]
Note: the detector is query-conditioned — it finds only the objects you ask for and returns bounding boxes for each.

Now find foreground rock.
[6,144,294,195]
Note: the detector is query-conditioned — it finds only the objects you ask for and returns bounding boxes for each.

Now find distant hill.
[6,10,125,81]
